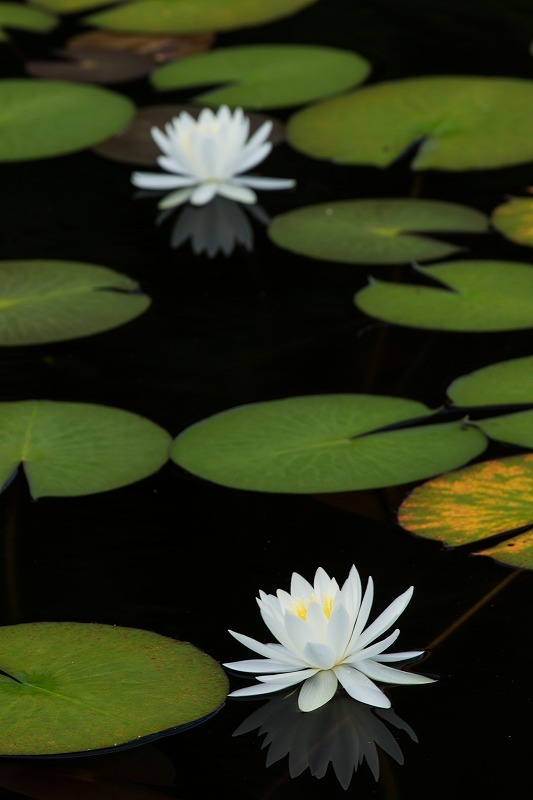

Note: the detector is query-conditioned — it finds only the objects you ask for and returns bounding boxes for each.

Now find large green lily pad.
[0,622,228,756]
[0,260,150,345]
[171,394,486,493]
[0,2,56,41]
[0,401,171,498]
[355,260,533,331]
[86,0,318,34]
[491,196,533,247]
[151,45,369,109]
[448,355,533,406]
[268,199,488,264]
[0,79,135,161]
[398,453,533,570]
[36,0,119,11]
[287,76,533,170]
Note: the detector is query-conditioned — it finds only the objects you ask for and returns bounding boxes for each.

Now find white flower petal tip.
[130,106,294,208]
[226,565,435,712]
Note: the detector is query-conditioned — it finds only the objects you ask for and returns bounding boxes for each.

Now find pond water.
[1,0,533,797]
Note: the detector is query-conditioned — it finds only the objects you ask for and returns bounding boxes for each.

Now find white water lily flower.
[131,106,295,209]
[224,565,435,713]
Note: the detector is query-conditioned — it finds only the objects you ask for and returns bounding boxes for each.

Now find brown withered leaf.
[25,49,153,84]
[66,29,216,65]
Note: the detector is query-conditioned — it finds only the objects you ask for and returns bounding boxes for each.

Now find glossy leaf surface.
[448,355,533,406]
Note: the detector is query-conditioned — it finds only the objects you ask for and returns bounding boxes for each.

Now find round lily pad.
[268,199,488,265]
[151,45,370,109]
[0,2,56,41]
[0,79,135,161]
[355,260,533,332]
[491,196,533,247]
[288,76,533,170]
[475,411,533,449]
[171,394,487,493]
[448,356,533,406]
[0,260,150,345]
[0,401,171,498]
[85,0,318,34]
[0,622,228,756]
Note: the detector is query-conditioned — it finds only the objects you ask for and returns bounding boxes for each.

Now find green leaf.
[448,355,533,406]
[0,401,171,498]
[355,260,533,332]
[171,394,487,493]
[86,0,318,34]
[0,260,150,345]
[0,622,228,755]
[0,2,56,41]
[151,45,370,109]
[475,411,533,449]
[0,79,135,161]
[397,453,533,570]
[268,199,488,265]
[287,76,533,170]
[491,196,533,247]
[34,0,120,11]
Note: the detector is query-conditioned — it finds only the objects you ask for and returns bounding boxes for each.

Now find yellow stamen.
[290,593,334,620]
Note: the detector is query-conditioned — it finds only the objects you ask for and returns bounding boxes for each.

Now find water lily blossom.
[224,565,435,712]
[131,106,295,209]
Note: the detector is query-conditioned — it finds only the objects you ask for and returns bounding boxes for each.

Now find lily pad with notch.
[448,355,533,407]
[491,196,533,247]
[0,1,56,41]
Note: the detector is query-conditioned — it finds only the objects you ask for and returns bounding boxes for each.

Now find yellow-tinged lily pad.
[288,76,533,170]
[0,79,135,161]
[268,199,488,264]
[491,196,533,247]
[448,355,533,406]
[0,260,150,345]
[398,454,533,570]
[355,260,533,332]
[0,622,228,756]
[0,401,171,498]
[86,0,318,34]
[0,2,56,41]
[171,394,487,493]
[151,45,369,109]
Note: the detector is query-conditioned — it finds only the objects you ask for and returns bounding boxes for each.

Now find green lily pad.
[0,2,56,41]
[0,401,171,498]
[268,199,488,265]
[475,411,533,449]
[0,622,228,756]
[448,355,533,406]
[171,394,487,493]
[151,45,369,109]
[491,196,533,247]
[34,0,120,11]
[0,260,150,345]
[0,79,135,161]
[397,453,533,570]
[287,76,533,170]
[86,0,318,34]
[355,260,533,332]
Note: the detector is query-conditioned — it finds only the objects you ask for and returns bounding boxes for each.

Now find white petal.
[156,155,193,177]
[223,658,304,674]
[341,565,363,620]
[298,670,339,712]
[347,629,400,662]
[326,604,352,658]
[290,571,315,599]
[228,630,305,666]
[258,668,318,686]
[344,577,374,655]
[228,682,295,698]
[356,659,436,686]
[305,601,329,640]
[131,172,191,190]
[150,126,173,156]
[190,182,219,205]
[233,141,272,175]
[374,650,425,662]
[232,175,295,190]
[334,664,390,708]
[217,183,257,204]
[302,642,336,669]
[284,610,317,659]
[158,188,193,209]
[356,587,414,650]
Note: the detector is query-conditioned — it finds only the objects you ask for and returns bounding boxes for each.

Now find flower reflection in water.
[233,690,417,790]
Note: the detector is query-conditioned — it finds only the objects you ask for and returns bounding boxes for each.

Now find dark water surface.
[1,0,533,797]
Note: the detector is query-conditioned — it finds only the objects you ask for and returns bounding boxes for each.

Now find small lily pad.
[0,79,135,161]
[288,76,533,170]
[268,199,488,265]
[0,400,171,498]
[86,0,318,34]
[0,2,56,41]
[0,622,228,756]
[355,260,533,331]
[151,45,370,109]
[491,196,533,247]
[448,355,533,406]
[475,411,533,449]
[171,394,486,493]
[0,260,150,345]
[397,453,533,570]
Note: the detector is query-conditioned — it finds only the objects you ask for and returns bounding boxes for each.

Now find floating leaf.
[0,401,171,498]
[288,76,533,170]
[86,0,318,34]
[0,260,150,345]
[171,394,486,493]
[268,199,488,265]
[35,0,120,12]
[355,260,533,332]
[0,622,228,755]
[491,196,533,247]
[25,48,154,85]
[397,454,533,570]
[475,411,533,449]
[67,28,216,64]
[0,79,135,161]
[151,45,369,109]
[0,2,56,41]
[448,355,533,406]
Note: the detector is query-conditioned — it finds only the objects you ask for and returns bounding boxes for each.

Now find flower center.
[291,593,334,620]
